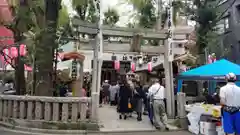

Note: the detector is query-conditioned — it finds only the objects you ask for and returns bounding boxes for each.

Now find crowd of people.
[99,77,169,130]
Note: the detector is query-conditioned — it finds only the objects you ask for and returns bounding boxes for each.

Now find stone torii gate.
[71,18,190,120]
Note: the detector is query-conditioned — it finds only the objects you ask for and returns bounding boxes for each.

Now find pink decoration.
[208,54,216,64]
[114,60,120,70]
[19,44,26,56]
[58,53,64,60]
[24,65,32,71]
[10,47,18,57]
[131,62,135,72]
[208,55,213,64]
[148,62,152,72]
[55,52,64,62]
[3,48,8,55]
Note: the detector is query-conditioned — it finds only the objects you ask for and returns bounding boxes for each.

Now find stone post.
[177,92,188,129]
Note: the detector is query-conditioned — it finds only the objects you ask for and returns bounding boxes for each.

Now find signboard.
[71,59,77,80]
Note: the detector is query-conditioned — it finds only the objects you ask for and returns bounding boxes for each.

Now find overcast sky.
[62,0,133,26]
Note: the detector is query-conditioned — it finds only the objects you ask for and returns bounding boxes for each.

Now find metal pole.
[164,0,175,118]
[204,48,209,64]
[91,0,103,121]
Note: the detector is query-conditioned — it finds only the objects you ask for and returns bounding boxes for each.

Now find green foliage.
[139,1,156,28]
[126,0,186,28]
[192,0,230,54]
[126,0,157,28]
[72,0,99,23]
[103,8,119,26]
[172,1,184,26]
[58,5,70,28]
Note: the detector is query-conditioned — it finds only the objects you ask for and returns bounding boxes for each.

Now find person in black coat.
[118,79,132,120]
[133,81,145,121]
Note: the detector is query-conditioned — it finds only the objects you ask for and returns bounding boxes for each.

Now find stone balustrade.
[0,95,95,130]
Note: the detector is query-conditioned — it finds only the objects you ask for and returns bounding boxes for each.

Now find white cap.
[226,72,236,81]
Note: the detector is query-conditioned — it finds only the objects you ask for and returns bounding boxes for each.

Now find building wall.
[218,0,240,63]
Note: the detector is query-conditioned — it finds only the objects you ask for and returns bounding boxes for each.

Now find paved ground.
[95,131,193,135]
[99,105,155,131]
[0,130,193,135]
[98,104,178,131]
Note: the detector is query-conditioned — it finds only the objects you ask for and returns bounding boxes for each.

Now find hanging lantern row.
[114,60,153,72]
[2,44,27,58]
[0,44,27,64]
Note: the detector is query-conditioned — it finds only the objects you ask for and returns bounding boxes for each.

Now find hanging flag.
[131,62,135,72]
[148,62,152,72]
[114,60,120,71]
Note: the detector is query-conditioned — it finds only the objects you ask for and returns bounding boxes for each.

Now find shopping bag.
[128,102,132,109]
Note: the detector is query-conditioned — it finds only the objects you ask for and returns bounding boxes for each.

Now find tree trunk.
[14,32,26,95]
[35,0,61,96]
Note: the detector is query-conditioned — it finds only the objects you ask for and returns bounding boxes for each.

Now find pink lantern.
[3,48,8,55]
[148,62,152,72]
[2,49,9,64]
[131,62,135,72]
[10,47,18,57]
[24,65,32,71]
[114,60,120,70]
[19,44,26,56]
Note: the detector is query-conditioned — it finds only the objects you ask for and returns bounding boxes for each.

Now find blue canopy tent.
[177,59,240,93]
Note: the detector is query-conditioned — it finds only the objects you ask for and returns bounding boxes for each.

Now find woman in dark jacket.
[133,81,145,121]
[118,79,132,120]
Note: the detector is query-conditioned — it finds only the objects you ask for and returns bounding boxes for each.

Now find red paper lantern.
[114,60,120,70]
[148,62,152,72]
[19,44,26,56]
[24,65,32,71]
[10,47,18,57]
[131,62,135,72]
